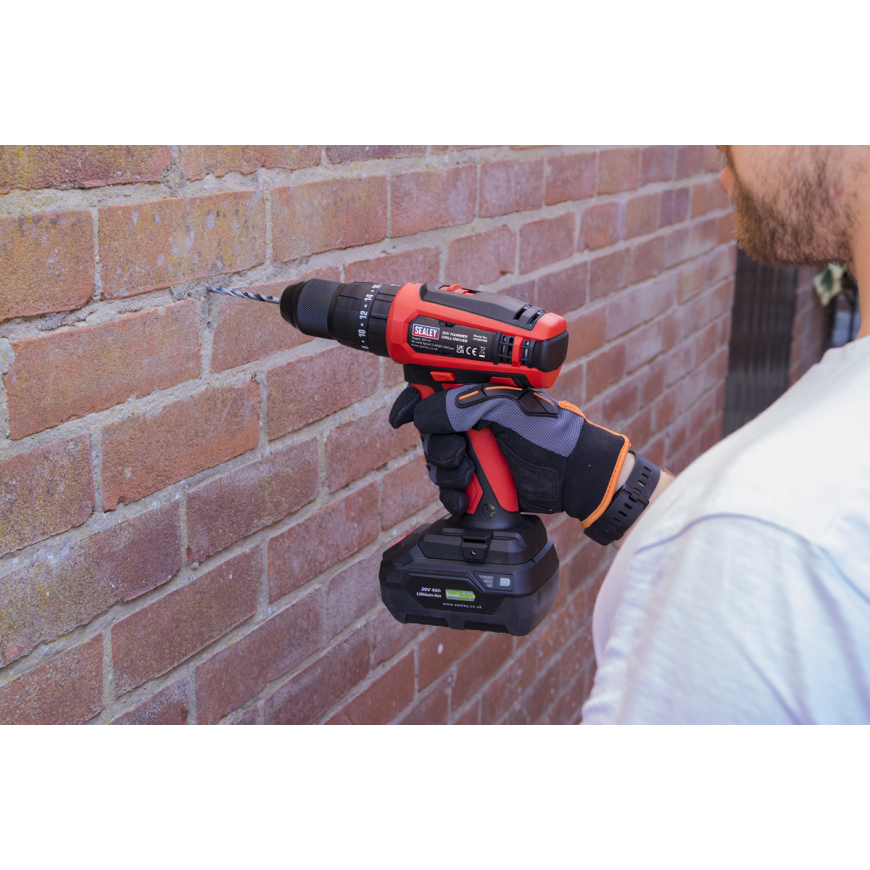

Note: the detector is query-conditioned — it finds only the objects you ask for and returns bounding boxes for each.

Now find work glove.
[389,384,632,529]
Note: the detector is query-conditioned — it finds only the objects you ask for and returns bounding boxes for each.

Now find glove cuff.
[562,417,631,526]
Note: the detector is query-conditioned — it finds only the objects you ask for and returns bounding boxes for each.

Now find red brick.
[0,635,103,725]
[392,166,476,236]
[659,186,690,227]
[678,261,704,304]
[479,159,543,217]
[606,275,676,341]
[326,146,425,164]
[641,146,676,185]
[268,483,379,601]
[704,145,723,173]
[536,262,587,315]
[102,382,260,510]
[181,145,320,179]
[0,435,94,557]
[579,202,620,250]
[546,152,596,204]
[326,551,383,638]
[399,676,450,725]
[562,622,596,682]
[626,320,664,373]
[345,247,441,285]
[641,356,666,403]
[585,343,626,400]
[704,246,735,287]
[372,606,423,667]
[195,589,323,724]
[548,669,591,724]
[555,363,584,408]
[326,406,419,492]
[451,631,513,710]
[112,546,260,695]
[506,660,560,724]
[519,213,575,274]
[266,344,380,439]
[211,275,331,372]
[707,176,731,211]
[418,625,478,689]
[264,627,370,724]
[452,701,480,724]
[627,405,654,452]
[327,652,415,724]
[5,301,201,439]
[603,375,640,424]
[186,439,319,562]
[446,226,515,288]
[652,386,679,431]
[0,145,172,190]
[112,680,189,725]
[564,305,606,362]
[665,339,696,388]
[272,177,387,261]
[630,237,664,284]
[382,456,436,528]
[535,590,583,663]
[718,212,736,244]
[480,641,537,723]
[624,193,659,239]
[0,502,181,667]
[598,148,640,194]
[99,192,266,298]
[662,226,691,268]
[0,210,94,322]
[589,248,630,300]
[676,146,705,178]
[501,279,536,300]
[691,182,708,218]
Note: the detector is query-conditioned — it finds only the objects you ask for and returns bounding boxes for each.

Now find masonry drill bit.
[206,285,281,303]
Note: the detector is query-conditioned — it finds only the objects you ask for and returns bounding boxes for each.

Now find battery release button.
[499,577,511,588]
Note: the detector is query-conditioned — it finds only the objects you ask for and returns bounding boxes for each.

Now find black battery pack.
[379,514,560,636]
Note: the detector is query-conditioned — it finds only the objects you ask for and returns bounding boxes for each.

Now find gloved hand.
[389,383,632,529]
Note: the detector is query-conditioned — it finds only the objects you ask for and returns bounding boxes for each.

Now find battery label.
[408,316,495,361]
[407,576,501,615]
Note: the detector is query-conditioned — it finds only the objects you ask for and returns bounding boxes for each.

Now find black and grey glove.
[389,384,633,530]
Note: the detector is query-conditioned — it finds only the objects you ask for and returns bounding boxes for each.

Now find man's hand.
[389,384,634,533]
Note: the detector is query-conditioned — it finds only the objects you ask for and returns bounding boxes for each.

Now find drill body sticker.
[408,316,496,361]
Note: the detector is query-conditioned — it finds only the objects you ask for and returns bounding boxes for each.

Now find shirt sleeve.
[581,515,870,724]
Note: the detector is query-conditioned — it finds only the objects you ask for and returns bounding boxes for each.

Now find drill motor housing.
[281,279,570,636]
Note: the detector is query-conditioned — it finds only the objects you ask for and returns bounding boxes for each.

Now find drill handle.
[409,381,522,531]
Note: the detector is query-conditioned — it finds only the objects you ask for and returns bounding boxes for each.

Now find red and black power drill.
[279,278,569,636]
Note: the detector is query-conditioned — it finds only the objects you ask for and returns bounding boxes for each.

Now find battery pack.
[379,514,560,636]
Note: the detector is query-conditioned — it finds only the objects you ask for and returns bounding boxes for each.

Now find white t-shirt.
[582,335,870,724]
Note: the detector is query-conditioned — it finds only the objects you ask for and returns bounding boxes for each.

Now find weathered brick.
[678,261,704,304]
[0,635,103,725]
[718,212,736,244]
[676,145,705,178]
[452,701,481,724]
[180,145,320,179]
[112,546,261,695]
[480,641,537,723]
[326,146,425,164]
[392,166,476,236]
[372,606,423,667]
[266,344,380,440]
[598,148,640,194]
[445,226,515,288]
[5,300,201,439]
[264,627,370,724]
[195,589,323,724]
[272,177,387,261]
[268,483,379,601]
[660,187,690,226]
[326,551,382,638]
[585,343,626,400]
[211,275,331,372]
[99,192,266,298]
[704,145,723,173]
[326,406,419,492]
[327,652,415,724]
[501,279,536,301]
[519,212,574,274]
[690,216,720,258]
[345,247,440,285]
[630,236,664,284]
[0,435,94,557]
[624,193,659,239]
[691,182,708,218]
[112,680,189,725]
[102,382,260,510]
[579,202,620,250]
[399,676,450,725]
[506,659,560,724]
[662,226,691,268]
[0,210,94,322]
[546,152,596,205]
[451,631,513,711]
[641,146,675,185]
[186,439,319,562]
[0,145,172,191]
[536,262,587,316]
[418,625,478,690]
[707,177,732,212]
[0,502,181,667]
[479,159,544,217]
[606,275,676,341]
[603,375,641,424]
[625,320,664,373]
[564,305,606,362]
[554,362,584,408]
[382,456,436,529]
[589,248,630,300]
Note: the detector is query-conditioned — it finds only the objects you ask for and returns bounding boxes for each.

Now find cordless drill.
[279,278,569,636]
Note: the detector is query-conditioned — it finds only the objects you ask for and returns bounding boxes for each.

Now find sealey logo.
[412,324,440,340]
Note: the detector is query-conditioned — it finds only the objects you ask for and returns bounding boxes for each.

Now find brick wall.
[0,145,736,724]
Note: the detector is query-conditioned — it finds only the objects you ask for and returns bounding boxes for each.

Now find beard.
[722,146,856,268]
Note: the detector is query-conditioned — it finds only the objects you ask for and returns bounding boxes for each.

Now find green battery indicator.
[446,589,476,602]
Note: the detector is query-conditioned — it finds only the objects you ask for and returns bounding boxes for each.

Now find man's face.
[718,145,858,268]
